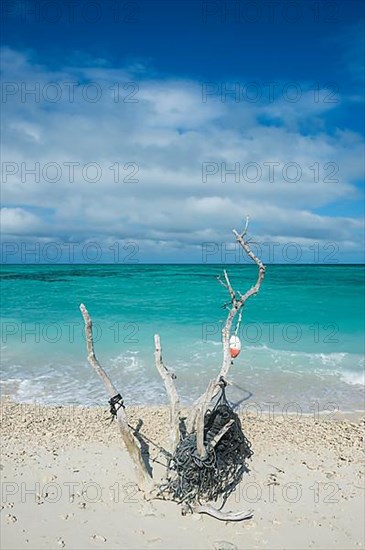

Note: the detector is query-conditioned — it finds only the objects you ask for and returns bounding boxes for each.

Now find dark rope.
[109,393,125,417]
[158,379,253,506]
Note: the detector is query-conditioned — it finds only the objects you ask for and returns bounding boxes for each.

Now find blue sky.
[1,0,364,263]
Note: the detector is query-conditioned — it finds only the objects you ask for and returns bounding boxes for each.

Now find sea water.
[1,264,364,412]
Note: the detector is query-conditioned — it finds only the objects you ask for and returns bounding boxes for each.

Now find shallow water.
[1,264,364,411]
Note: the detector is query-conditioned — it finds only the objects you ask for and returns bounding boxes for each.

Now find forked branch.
[188,217,266,435]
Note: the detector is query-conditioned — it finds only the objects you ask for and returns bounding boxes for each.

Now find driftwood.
[187,217,266,434]
[80,304,153,491]
[79,217,265,521]
[196,379,215,460]
[153,334,180,452]
[190,504,254,521]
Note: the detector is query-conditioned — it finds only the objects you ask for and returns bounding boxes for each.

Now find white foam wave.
[194,339,222,347]
[340,371,365,386]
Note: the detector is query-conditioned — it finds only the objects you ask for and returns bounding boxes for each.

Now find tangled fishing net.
[159,379,253,507]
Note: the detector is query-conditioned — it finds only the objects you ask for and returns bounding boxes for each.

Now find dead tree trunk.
[79,217,265,520]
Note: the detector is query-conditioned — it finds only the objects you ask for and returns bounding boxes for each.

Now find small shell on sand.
[91,534,107,543]
[6,514,17,524]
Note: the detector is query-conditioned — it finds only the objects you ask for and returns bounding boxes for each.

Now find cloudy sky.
[1,0,364,263]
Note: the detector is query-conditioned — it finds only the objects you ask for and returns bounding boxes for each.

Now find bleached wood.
[196,404,206,459]
[223,269,235,301]
[187,376,217,435]
[80,304,152,490]
[195,379,215,458]
[154,334,180,452]
[188,217,266,431]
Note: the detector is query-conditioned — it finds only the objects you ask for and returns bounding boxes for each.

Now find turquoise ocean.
[1,264,364,412]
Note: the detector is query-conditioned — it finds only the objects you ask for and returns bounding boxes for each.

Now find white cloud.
[0,207,43,234]
[1,48,364,261]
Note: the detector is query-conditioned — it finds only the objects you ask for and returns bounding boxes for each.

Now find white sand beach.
[1,399,364,550]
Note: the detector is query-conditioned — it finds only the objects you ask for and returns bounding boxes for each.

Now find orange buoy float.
[229,335,241,359]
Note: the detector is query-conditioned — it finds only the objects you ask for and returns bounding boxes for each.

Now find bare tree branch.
[188,217,266,431]
[80,304,118,397]
[154,334,180,452]
[80,304,152,490]
[195,379,215,458]
[217,270,235,301]
[219,217,266,382]
[186,378,216,436]
[233,229,266,307]
[223,269,235,301]
[196,404,207,459]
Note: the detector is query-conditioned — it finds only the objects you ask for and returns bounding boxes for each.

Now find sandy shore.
[1,399,364,550]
